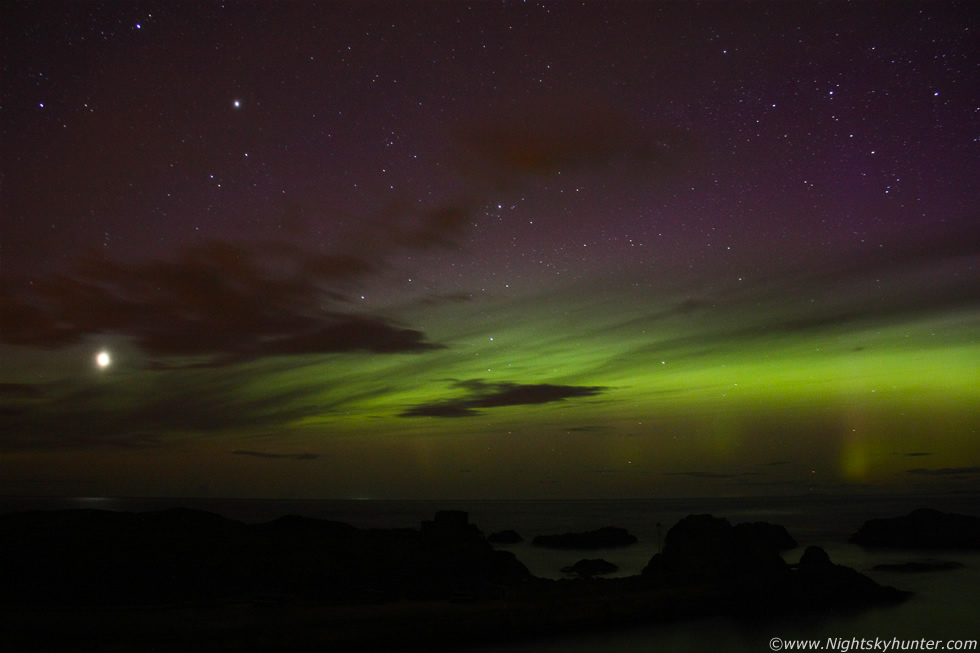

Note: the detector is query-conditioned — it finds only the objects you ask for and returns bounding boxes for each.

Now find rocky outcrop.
[533,526,637,549]
[488,529,524,544]
[849,509,980,549]
[641,514,788,584]
[733,521,798,551]
[561,558,619,578]
[0,508,916,650]
[784,546,910,609]
[641,515,907,615]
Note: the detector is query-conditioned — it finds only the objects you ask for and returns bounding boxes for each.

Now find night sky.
[2,1,977,500]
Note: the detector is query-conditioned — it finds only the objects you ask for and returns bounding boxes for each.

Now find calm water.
[3,494,978,651]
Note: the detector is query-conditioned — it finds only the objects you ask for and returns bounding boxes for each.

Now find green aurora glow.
[3,267,976,498]
[1,1,977,499]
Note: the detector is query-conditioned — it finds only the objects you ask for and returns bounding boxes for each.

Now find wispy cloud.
[0,371,330,451]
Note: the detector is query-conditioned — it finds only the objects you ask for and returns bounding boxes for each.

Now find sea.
[2,493,978,651]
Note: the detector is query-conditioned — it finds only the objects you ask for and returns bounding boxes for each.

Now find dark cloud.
[1,240,443,365]
[904,452,933,457]
[455,94,695,184]
[671,298,713,315]
[906,467,980,476]
[0,383,45,399]
[400,379,607,418]
[611,222,978,365]
[414,291,479,307]
[231,450,319,461]
[390,202,476,251]
[603,217,980,367]
[359,198,479,253]
[663,471,733,479]
[819,217,980,284]
[0,418,168,451]
[664,471,764,479]
[728,478,843,491]
[725,217,980,334]
[401,403,476,419]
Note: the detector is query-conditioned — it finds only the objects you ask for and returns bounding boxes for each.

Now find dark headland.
[849,508,980,549]
[1,507,911,651]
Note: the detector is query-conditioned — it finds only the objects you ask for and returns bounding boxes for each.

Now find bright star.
[96,351,111,369]
[233,99,241,109]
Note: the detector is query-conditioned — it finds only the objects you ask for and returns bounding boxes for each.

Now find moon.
[96,351,111,369]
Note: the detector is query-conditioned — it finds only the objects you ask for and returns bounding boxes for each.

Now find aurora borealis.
[1,1,977,499]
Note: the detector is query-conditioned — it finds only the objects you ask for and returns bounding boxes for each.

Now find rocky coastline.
[0,507,929,650]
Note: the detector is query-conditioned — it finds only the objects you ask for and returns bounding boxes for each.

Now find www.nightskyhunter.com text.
[770,638,978,652]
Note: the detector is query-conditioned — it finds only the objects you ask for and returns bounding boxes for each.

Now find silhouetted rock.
[0,508,532,607]
[873,560,964,573]
[420,510,485,547]
[784,546,909,609]
[561,558,619,578]
[413,511,531,599]
[640,515,907,616]
[849,509,980,549]
[533,526,637,549]
[641,514,787,583]
[488,529,524,544]
[798,543,831,566]
[733,521,798,551]
[422,509,473,533]
[0,508,252,606]
[260,513,358,537]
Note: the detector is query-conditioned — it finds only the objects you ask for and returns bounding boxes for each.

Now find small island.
[873,560,964,573]
[532,526,638,549]
[561,558,619,578]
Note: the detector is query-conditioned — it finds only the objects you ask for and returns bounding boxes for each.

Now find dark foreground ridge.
[0,508,908,651]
